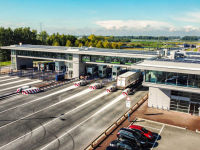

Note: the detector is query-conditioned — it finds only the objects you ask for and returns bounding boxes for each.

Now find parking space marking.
[0,80,42,92]
[0,77,19,83]
[151,125,165,150]
[133,123,161,131]
[0,78,30,87]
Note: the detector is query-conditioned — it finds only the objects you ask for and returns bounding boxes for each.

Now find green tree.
[88,41,94,47]
[75,40,80,47]
[103,40,111,48]
[53,41,60,46]
[85,40,89,47]
[96,41,103,48]
[112,42,118,49]
[66,40,72,47]
[78,43,83,47]
[118,42,123,49]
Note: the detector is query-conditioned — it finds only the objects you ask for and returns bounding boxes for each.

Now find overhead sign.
[126,97,131,108]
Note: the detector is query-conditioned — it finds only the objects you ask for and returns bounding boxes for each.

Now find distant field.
[0,61,11,66]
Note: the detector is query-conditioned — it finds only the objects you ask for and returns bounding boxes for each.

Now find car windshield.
[141,127,148,133]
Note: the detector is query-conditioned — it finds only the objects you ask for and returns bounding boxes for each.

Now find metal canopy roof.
[153,57,200,64]
[2,45,158,56]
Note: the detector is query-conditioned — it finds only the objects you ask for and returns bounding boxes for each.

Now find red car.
[128,125,153,140]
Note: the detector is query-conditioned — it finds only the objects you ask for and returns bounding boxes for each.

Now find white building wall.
[148,87,171,110]
[73,54,81,78]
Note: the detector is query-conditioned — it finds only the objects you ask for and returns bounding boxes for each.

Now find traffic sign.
[126,97,131,108]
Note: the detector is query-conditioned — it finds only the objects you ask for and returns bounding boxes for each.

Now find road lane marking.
[151,125,165,150]
[0,78,30,87]
[0,77,19,83]
[0,76,9,79]
[40,94,126,150]
[0,80,42,92]
[0,91,110,149]
[133,124,161,131]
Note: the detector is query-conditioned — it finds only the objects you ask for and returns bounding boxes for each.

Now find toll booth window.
[103,66,106,68]
[113,72,116,75]
[69,54,73,60]
[99,70,102,73]
[69,63,73,69]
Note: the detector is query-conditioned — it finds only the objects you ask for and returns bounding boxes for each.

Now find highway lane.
[39,86,148,150]
[0,82,114,149]
[0,79,103,116]
[0,84,148,150]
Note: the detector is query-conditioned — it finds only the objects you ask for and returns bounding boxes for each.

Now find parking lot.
[0,74,148,150]
[131,118,200,150]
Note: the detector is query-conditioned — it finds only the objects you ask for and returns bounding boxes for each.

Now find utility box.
[86,66,95,75]
[112,66,121,79]
[98,65,107,78]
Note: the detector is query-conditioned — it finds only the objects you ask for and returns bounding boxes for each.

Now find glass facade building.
[16,50,73,60]
[81,55,144,65]
[145,70,200,89]
[170,90,200,115]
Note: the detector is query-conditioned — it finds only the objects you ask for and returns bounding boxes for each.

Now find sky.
[0,0,200,36]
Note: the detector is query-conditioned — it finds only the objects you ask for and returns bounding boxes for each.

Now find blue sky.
[0,0,200,36]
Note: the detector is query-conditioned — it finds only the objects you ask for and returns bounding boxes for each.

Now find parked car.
[128,125,153,140]
[117,128,148,147]
[110,139,137,149]
[105,146,118,150]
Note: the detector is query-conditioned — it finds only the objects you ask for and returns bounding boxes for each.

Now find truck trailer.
[117,70,140,89]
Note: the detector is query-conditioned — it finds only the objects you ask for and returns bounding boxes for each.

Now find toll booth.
[98,65,107,78]
[112,66,121,79]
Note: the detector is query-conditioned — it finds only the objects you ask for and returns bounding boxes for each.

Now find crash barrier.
[22,87,40,95]
[84,93,149,150]
[38,77,79,91]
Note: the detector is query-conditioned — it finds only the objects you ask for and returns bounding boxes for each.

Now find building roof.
[1,44,158,58]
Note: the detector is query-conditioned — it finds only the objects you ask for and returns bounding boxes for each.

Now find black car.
[105,146,118,150]
[117,128,148,147]
[110,139,137,150]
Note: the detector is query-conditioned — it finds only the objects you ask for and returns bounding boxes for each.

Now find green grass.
[193,48,198,52]
[186,49,191,51]
[0,61,11,66]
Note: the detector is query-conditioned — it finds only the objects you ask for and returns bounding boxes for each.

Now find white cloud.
[183,25,200,32]
[174,12,200,23]
[95,20,173,31]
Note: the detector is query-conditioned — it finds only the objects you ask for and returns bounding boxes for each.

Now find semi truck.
[117,70,140,89]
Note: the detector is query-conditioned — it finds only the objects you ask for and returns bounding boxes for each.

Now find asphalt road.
[0,76,148,150]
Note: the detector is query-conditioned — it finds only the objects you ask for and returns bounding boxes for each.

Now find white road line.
[0,77,19,83]
[0,80,42,92]
[40,94,125,150]
[151,125,165,150]
[0,76,9,79]
[0,91,109,149]
[0,78,30,87]
[0,86,88,129]
[133,124,161,131]
[0,85,76,115]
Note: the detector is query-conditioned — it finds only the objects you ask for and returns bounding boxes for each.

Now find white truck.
[117,70,140,89]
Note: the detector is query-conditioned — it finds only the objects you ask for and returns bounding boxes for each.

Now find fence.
[84,93,148,150]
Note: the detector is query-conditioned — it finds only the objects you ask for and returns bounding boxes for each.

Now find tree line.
[0,27,200,62]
